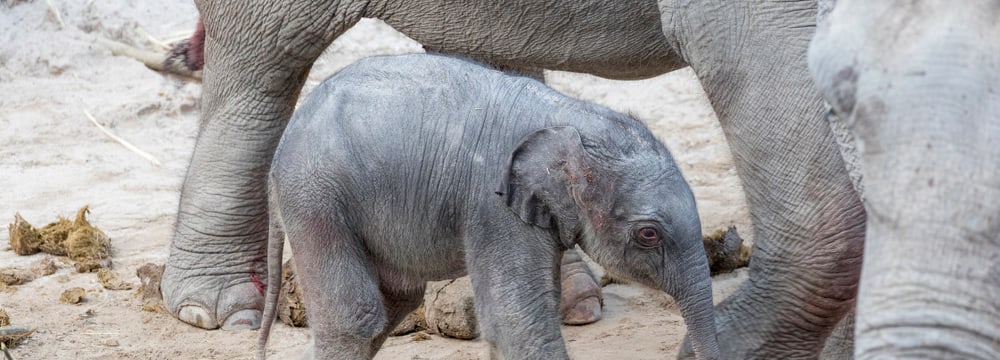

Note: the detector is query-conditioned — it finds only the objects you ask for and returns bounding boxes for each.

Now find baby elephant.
[257,54,719,360]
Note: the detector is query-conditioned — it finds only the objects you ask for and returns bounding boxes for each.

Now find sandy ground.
[0,1,751,359]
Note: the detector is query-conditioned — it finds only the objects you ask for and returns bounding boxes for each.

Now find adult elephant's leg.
[811,1,1000,358]
[559,248,602,325]
[160,0,351,330]
[660,1,866,357]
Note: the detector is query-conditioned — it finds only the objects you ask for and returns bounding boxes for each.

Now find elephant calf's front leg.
[469,231,569,360]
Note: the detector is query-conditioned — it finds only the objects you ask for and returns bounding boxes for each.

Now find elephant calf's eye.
[635,227,661,249]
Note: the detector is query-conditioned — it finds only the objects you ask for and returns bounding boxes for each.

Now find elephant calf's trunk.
[675,262,719,360]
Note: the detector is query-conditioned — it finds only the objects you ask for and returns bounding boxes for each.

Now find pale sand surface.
[1,1,750,358]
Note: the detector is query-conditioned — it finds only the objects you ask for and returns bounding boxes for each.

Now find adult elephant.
[810,1,1000,358]
[166,0,868,358]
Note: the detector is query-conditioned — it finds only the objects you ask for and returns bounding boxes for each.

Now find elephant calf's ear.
[496,126,588,230]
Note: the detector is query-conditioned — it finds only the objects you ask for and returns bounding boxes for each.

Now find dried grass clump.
[6,206,112,273]
[702,226,753,275]
[7,214,41,256]
[0,257,59,291]
[59,287,86,304]
[97,269,133,291]
[65,207,111,272]
[277,259,307,327]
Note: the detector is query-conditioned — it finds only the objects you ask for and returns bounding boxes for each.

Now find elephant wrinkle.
[259,54,717,359]
[165,0,689,340]
[155,0,916,358]
[811,0,1000,358]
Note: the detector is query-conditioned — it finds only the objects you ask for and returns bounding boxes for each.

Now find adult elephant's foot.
[160,206,268,330]
[161,265,265,330]
[559,249,602,325]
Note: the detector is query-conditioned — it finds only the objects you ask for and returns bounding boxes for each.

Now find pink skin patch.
[164,19,205,72]
[186,20,205,70]
[250,273,266,295]
[250,250,267,295]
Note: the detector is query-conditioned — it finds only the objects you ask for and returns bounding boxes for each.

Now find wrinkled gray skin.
[162,0,684,331]
[257,54,719,360]
[810,1,1000,358]
[167,0,871,358]
[657,1,866,358]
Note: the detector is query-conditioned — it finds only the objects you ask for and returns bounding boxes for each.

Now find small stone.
[0,308,9,327]
[60,287,86,304]
[99,339,119,347]
[0,325,35,348]
[80,309,96,319]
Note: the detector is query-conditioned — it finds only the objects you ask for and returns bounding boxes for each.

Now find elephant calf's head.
[497,123,720,359]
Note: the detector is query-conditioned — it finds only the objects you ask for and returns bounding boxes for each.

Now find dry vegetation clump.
[0,269,33,288]
[135,263,166,313]
[59,287,86,304]
[7,206,112,273]
[0,257,58,290]
[7,214,40,256]
[702,226,752,274]
[97,269,133,290]
[277,259,307,327]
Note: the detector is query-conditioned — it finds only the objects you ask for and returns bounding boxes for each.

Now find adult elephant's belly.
[379,0,686,80]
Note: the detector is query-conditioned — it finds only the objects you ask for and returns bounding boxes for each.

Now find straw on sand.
[84,110,162,166]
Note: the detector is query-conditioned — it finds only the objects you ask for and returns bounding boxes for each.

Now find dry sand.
[0,1,751,359]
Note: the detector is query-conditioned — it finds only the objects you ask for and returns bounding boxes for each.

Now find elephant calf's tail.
[257,180,287,360]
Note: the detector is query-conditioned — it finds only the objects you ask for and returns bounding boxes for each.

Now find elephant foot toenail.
[222,309,262,330]
[178,305,218,329]
[562,296,602,325]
